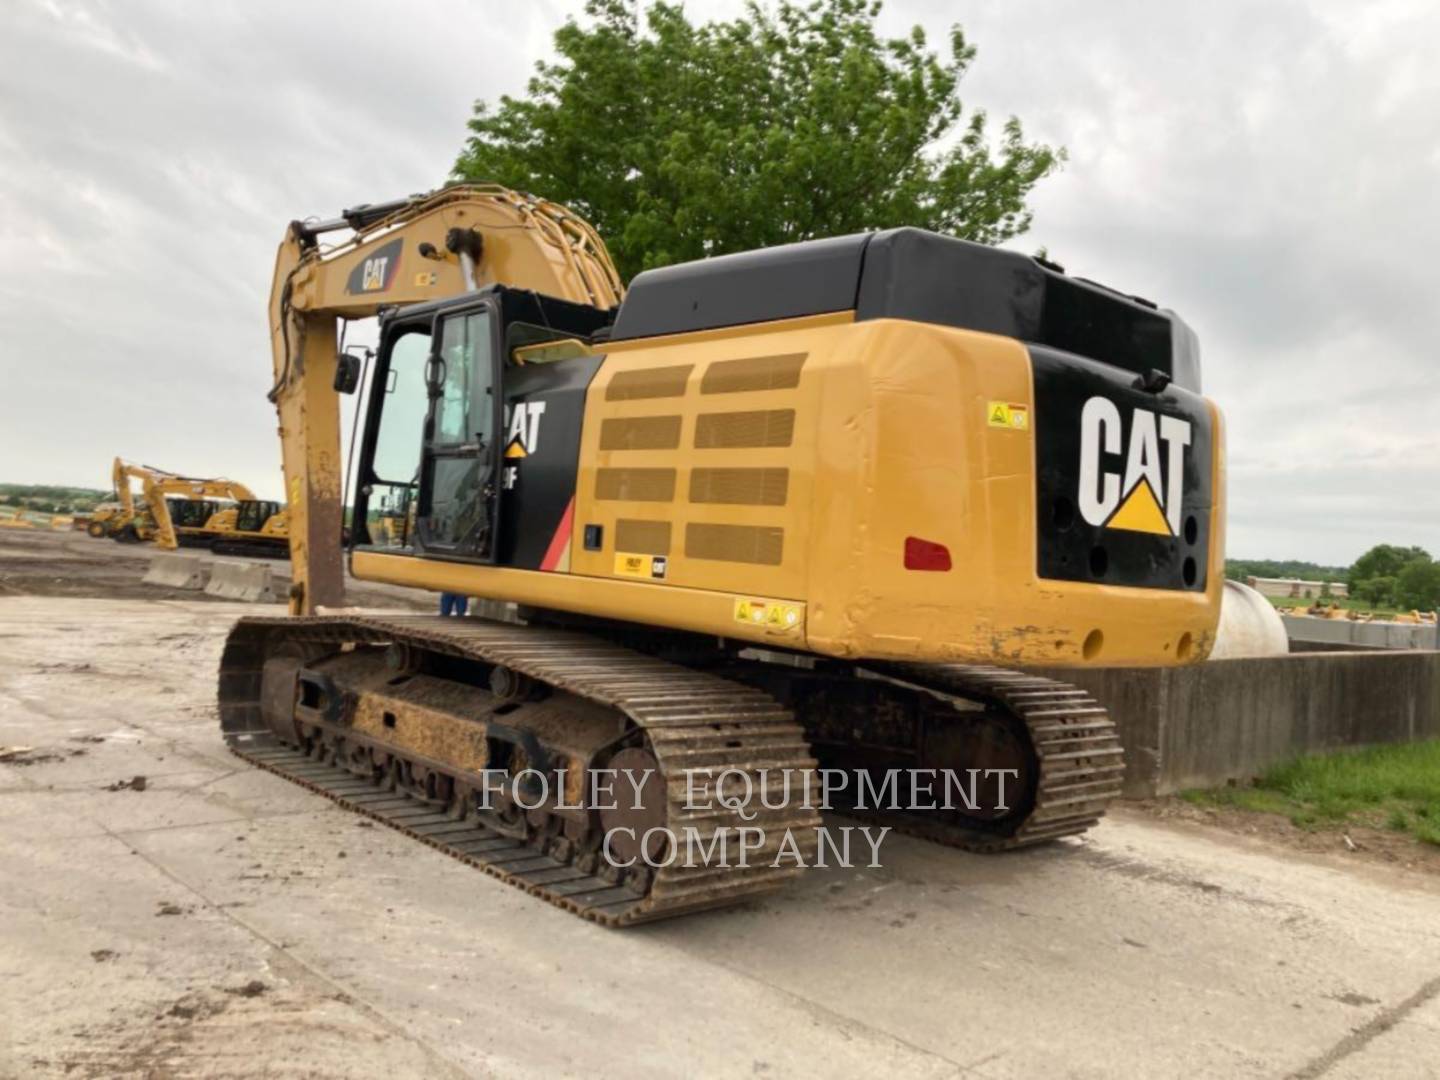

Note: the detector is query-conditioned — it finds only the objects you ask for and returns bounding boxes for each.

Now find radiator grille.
[615,519,672,555]
[701,353,807,394]
[598,415,683,451]
[605,365,693,401]
[689,467,789,506]
[694,409,795,449]
[594,468,676,502]
[685,523,784,566]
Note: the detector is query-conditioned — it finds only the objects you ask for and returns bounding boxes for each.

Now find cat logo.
[345,237,403,294]
[503,400,547,459]
[361,257,389,290]
[1078,398,1192,537]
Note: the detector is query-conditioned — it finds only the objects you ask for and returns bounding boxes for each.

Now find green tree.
[1394,559,1440,612]
[1355,575,1398,607]
[454,0,1064,281]
[1348,544,1430,590]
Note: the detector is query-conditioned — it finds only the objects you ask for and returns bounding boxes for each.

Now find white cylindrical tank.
[1208,579,1290,659]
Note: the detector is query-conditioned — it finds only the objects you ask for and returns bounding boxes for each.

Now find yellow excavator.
[101,458,289,555]
[205,501,291,559]
[219,184,1224,926]
[102,459,223,548]
[107,459,251,548]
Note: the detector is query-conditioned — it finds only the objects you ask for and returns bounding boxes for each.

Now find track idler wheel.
[489,665,536,703]
[920,709,1035,827]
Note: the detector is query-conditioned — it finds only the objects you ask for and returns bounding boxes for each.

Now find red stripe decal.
[539,497,576,571]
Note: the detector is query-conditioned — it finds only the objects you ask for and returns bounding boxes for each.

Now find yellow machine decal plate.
[614,552,666,579]
[986,401,1029,430]
[733,598,802,630]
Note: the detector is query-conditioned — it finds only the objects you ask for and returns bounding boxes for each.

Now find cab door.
[414,301,502,561]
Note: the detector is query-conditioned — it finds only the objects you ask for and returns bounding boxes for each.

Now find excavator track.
[219,617,1123,926]
[853,662,1125,851]
[210,539,289,560]
[219,614,821,926]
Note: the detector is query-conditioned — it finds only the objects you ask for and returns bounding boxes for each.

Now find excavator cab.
[233,500,282,534]
[348,285,611,565]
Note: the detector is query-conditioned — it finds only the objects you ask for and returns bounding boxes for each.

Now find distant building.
[1247,576,1348,600]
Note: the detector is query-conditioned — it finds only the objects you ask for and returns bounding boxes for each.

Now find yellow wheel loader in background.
[86,501,125,537]
[219,185,1224,925]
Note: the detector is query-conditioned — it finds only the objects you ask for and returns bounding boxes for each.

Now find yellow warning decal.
[986,401,1029,430]
[413,271,438,287]
[732,598,802,631]
[1105,477,1171,535]
[614,553,652,577]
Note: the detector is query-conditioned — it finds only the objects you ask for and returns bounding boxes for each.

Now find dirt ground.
[1140,796,1440,877]
[2,528,1440,1077]
[0,525,434,609]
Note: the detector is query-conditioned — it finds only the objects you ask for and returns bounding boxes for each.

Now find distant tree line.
[1227,547,1440,612]
[1224,559,1348,584]
[0,484,110,515]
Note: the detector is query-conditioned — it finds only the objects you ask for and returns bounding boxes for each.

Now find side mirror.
[334,352,363,394]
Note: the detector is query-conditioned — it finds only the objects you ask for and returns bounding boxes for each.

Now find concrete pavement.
[1,597,1438,1078]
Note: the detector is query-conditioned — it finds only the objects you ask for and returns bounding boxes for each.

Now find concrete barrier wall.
[142,554,211,590]
[204,562,279,602]
[1281,614,1438,650]
[1033,651,1440,797]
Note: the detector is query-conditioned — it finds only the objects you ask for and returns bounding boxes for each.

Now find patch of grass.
[1183,740,1440,846]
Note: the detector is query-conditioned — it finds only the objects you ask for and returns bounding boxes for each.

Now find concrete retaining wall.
[1033,650,1440,797]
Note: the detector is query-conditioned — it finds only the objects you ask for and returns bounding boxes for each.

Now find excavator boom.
[267,184,622,613]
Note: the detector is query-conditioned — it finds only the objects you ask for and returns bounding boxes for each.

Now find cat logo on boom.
[1078,397,1192,537]
[361,257,389,291]
[503,400,547,459]
[344,237,403,294]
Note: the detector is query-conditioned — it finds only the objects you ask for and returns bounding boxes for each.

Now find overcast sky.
[1,0,1437,565]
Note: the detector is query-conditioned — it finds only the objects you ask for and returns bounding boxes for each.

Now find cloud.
[0,0,1435,566]
[889,0,1440,563]
[0,0,542,496]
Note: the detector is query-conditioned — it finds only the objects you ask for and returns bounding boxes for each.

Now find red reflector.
[904,536,952,572]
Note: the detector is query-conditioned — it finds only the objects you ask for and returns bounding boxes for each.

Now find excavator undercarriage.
[219,612,1122,923]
